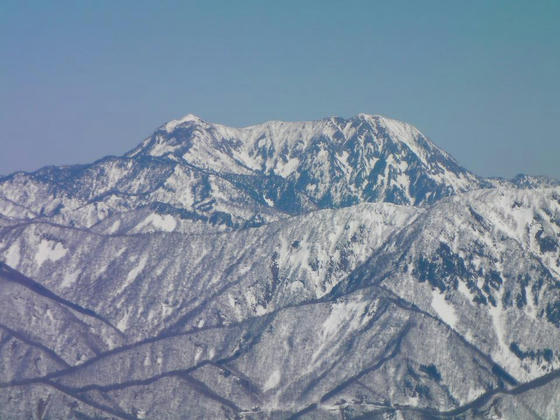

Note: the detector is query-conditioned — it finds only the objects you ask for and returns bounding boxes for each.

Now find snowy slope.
[336,188,560,383]
[0,114,559,418]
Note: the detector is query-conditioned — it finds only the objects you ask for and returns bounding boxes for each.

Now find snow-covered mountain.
[0,114,559,419]
[0,114,488,233]
[129,113,487,208]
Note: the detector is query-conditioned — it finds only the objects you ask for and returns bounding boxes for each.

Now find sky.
[1,1,559,178]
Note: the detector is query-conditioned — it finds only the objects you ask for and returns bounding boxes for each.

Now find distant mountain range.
[1,114,559,419]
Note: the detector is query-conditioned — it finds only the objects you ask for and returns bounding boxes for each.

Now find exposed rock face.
[0,114,559,418]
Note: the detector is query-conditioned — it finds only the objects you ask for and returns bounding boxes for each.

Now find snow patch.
[458,281,475,302]
[60,269,81,289]
[289,280,305,293]
[35,239,67,267]
[322,300,368,339]
[116,254,148,295]
[194,346,203,363]
[108,220,121,234]
[117,310,131,331]
[136,213,177,232]
[431,291,458,329]
[275,157,300,178]
[4,242,20,267]
[149,142,180,157]
[143,353,151,367]
[263,369,281,391]
[263,196,275,207]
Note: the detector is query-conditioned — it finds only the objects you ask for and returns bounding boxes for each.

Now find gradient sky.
[1,1,559,178]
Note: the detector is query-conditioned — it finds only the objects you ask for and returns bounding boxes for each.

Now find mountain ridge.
[1,114,559,418]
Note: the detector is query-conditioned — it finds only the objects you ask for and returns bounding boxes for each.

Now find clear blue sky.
[1,1,559,178]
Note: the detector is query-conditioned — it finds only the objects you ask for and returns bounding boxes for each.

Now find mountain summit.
[0,114,559,419]
[129,113,484,208]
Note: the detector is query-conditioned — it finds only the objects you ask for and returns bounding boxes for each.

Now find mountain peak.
[355,112,382,120]
[163,113,206,132]
[353,112,419,134]
[124,113,483,207]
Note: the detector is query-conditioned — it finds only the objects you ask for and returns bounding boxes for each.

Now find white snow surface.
[4,242,21,268]
[263,369,281,392]
[431,291,458,329]
[35,239,67,267]
[135,213,177,233]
